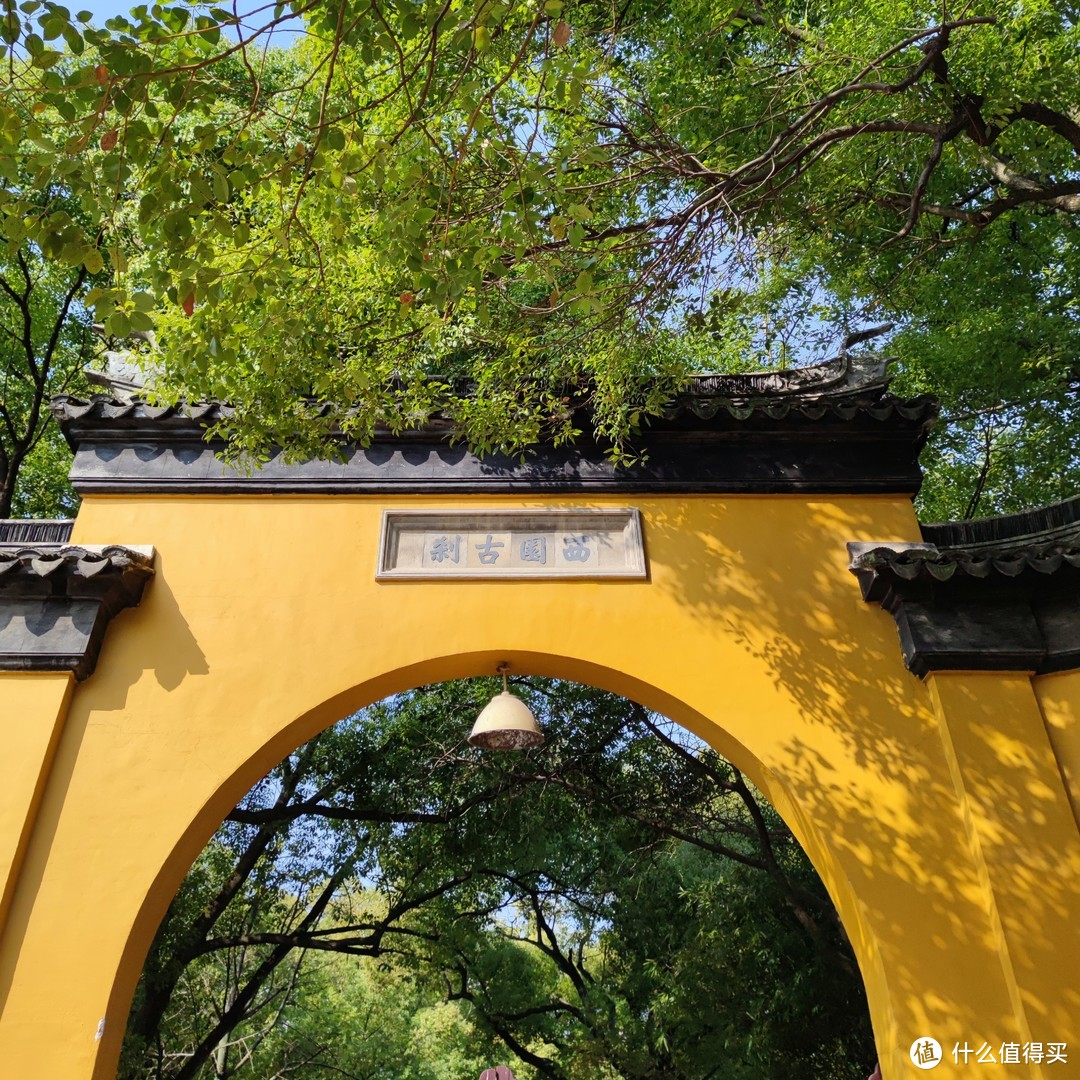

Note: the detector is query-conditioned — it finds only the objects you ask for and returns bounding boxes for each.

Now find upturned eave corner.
[0,541,155,681]
[850,496,1080,677]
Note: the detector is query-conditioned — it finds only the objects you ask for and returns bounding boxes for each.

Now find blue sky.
[79,0,145,22]
[76,0,303,45]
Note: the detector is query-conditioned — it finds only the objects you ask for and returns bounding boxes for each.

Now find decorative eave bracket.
[849,510,1080,677]
[0,542,155,681]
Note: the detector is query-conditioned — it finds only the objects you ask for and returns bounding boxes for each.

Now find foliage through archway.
[121,677,874,1080]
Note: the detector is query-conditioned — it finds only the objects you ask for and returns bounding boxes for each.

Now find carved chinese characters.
[377,510,645,580]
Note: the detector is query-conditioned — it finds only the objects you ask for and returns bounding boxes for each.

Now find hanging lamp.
[468,663,544,750]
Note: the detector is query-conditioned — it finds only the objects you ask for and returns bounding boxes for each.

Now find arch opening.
[113,668,879,1080]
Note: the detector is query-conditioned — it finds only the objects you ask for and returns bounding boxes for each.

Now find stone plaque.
[377,509,645,580]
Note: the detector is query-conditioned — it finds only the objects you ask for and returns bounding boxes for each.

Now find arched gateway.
[1,356,1078,1079]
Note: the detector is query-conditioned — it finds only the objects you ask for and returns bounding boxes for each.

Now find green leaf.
[1,14,21,43]
[40,15,65,39]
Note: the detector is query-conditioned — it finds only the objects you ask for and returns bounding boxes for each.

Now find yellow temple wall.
[0,492,1076,1078]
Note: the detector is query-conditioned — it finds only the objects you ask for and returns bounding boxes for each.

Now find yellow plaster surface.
[1033,670,1080,830]
[928,673,1080,1069]
[0,493,1076,1078]
[0,672,73,940]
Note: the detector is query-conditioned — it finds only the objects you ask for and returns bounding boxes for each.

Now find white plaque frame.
[377,508,646,580]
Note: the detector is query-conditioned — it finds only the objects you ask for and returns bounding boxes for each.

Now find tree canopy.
[2,1,1077,514]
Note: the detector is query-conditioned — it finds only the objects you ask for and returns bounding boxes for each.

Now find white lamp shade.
[468,691,544,750]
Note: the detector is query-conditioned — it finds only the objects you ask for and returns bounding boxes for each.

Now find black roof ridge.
[53,352,936,497]
[850,494,1080,587]
[0,519,76,545]
[59,350,911,431]
[50,389,937,424]
[921,495,1080,550]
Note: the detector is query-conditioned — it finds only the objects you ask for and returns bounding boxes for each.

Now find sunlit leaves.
[0,0,1077,505]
